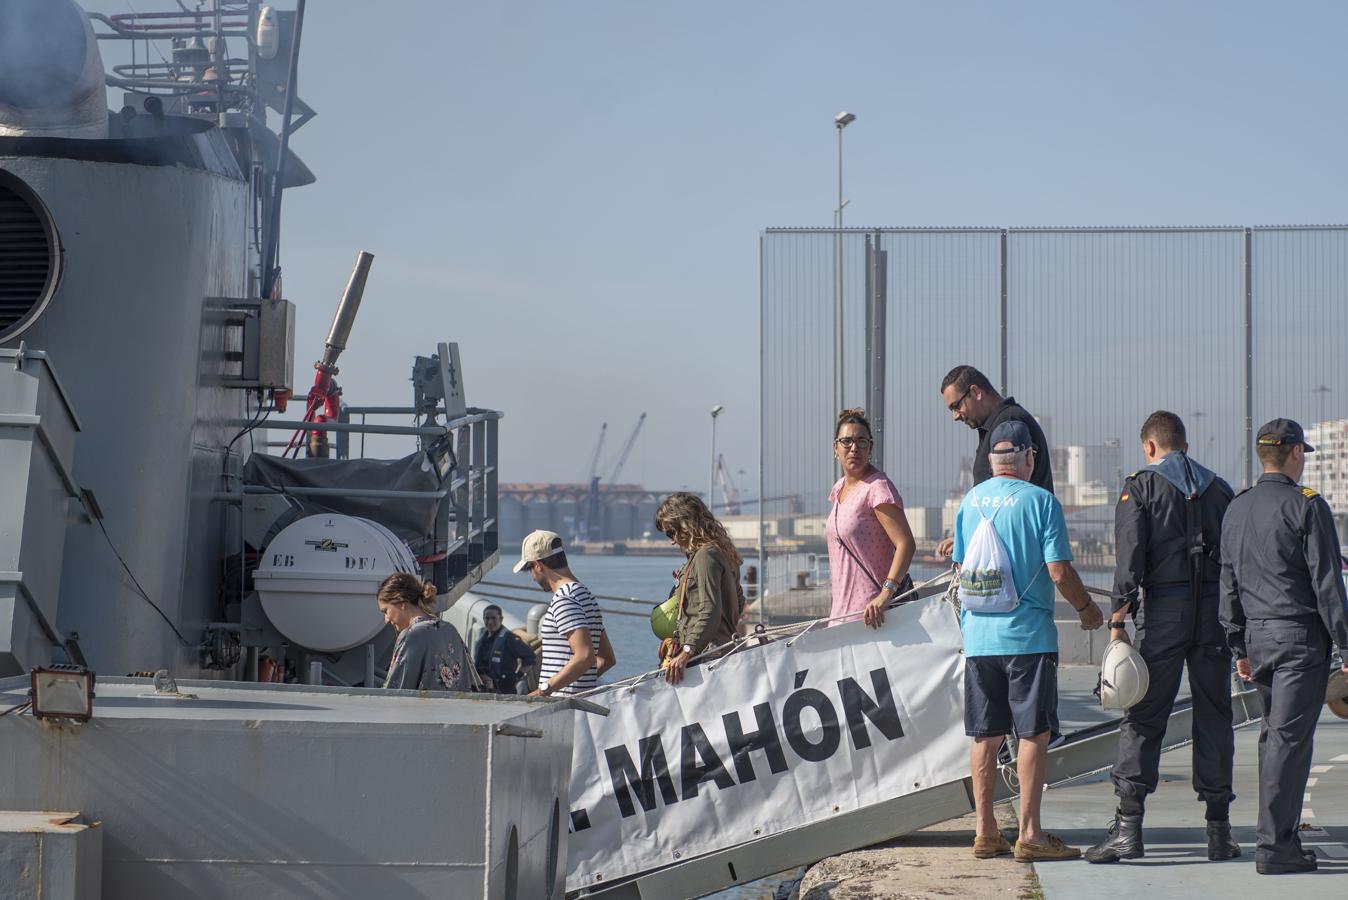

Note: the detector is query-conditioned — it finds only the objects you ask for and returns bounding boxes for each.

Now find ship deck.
[0,676,592,726]
[794,665,1348,899]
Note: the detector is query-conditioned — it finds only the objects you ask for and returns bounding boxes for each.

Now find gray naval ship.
[0,2,579,897]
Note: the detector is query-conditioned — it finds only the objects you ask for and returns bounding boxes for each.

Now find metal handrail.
[239,418,447,436]
[468,589,651,621]
[478,581,661,609]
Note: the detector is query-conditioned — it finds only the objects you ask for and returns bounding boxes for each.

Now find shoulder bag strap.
[676,555,693,619]
[830,496,883,591]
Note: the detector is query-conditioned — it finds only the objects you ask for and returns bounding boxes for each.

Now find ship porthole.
[0,170,62,343]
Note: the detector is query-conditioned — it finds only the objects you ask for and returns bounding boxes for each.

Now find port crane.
[577,423,608,540]
[580,414,645,541]
[713,454,742,516]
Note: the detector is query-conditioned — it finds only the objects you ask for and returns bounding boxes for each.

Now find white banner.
[565,594,968,890]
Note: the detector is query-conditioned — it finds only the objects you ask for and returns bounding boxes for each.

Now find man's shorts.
[964,652,1059,739]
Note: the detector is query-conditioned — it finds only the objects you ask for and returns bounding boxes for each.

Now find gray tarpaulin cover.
[242,452,443,553]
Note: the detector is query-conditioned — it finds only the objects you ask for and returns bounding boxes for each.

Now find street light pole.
[833,112,855,417]
[709,405,724,511]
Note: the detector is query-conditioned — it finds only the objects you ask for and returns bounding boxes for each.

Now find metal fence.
[758,226,1348,604]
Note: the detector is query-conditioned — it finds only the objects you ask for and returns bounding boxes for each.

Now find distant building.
[1055,441,1123,508]
[498,483,668,543]
[1303,418,1348,514]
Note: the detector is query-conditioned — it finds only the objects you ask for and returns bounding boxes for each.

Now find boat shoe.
[973,831,1013,859]
[1015,833,1082,862]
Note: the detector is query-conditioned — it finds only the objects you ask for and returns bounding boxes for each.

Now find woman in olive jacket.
[654,492,744,685]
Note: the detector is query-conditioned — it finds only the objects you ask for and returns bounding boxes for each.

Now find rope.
[575,567,958,698]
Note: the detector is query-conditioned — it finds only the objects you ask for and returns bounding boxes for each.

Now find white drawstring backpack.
[958,485,1031,614]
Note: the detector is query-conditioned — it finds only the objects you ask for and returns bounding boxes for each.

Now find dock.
[793,667,1348,899]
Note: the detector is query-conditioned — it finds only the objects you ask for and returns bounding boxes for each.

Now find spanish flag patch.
[1120,491,1130,502]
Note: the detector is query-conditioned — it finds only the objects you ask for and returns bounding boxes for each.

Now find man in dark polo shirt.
[939,365,1053,557]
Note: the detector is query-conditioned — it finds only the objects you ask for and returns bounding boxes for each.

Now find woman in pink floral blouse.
[826,408,917,628]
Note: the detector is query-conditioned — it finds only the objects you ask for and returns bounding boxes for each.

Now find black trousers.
[1247,617,1330,863]
[1110,586,1235,806]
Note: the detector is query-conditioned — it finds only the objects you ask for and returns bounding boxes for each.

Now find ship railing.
[219,406,501,601]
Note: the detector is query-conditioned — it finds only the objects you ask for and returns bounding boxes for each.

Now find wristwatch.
[1109,622,1128,630]
[539,679,553,696]
[882,579,902,594]
[681,644,693,657]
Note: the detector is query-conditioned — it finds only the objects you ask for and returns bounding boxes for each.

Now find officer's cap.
[988,420,1033,454]
[1256,418,1315,453]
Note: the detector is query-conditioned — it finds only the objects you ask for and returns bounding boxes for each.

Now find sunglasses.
[947,385,973,413]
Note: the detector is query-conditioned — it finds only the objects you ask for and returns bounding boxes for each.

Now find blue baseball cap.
[1256,418,1315,453]
[988,420,1033,454]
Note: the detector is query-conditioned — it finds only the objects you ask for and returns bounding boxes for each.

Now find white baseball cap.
[512,529,565,573]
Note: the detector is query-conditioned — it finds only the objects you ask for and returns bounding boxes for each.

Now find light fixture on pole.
[1313,384,1330,427]
[709,405,724,510]
[833,111,855,417]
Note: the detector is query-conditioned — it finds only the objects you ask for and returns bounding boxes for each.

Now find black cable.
[0,699,32,717]
[222,393,271,478]
[91,516,192,647]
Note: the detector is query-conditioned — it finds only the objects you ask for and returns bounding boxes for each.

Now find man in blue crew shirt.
[953,420,1103,863]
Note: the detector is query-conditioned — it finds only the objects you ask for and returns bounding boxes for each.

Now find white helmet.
[1326,669,1348,721]
[1099,639,1150,710]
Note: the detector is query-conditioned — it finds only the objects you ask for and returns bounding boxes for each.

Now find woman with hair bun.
[377,573,473,691]
[654,492,745,685]
[828,408,916,628]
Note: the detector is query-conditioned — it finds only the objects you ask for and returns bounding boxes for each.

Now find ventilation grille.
[0,176,57,340]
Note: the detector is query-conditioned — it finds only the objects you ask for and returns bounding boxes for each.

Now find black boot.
[1206,820,1240,861]
[1084,811,1145,863]
[1256,855,1317,875]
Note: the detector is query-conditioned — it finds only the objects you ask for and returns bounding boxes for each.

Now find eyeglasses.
[834,437,872,449]
[662,529,677,540]
[947,386,973,413]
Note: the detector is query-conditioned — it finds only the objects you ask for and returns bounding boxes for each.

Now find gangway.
[574,582,1261,900]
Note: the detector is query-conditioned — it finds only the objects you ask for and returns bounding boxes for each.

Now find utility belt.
[1145,581,1219,601]
[1247,613,1320,626]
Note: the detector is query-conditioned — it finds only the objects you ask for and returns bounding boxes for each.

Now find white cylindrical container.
[256,6,279,60]
[254,515,419,653]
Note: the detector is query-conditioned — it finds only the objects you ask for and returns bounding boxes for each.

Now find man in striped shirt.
[514,530,615,696]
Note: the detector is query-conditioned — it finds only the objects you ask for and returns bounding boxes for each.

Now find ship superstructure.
[0,3,574,896]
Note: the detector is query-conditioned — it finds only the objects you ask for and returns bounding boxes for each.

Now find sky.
[84,0,1348,494]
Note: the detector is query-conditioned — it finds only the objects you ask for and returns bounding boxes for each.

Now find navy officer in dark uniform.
[1086,411,1238,863]
[472,604,537,694]
[1219,418,1348,875]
